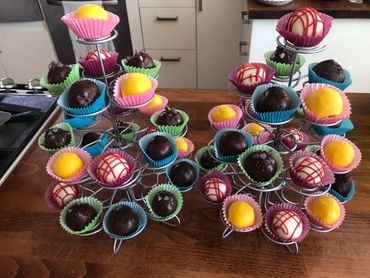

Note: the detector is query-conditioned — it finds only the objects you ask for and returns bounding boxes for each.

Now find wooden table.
[0,90,369,278]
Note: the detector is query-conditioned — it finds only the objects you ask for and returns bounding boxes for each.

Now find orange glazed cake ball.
[121,73,152,97]
[144,94,163,108]
[227,200,255,228]
[75,4,108,20]
[53,152,83,179]
[305,88,343,118]
[211,105,237,122]
[323,141,355,168]
[308,195,341,226]
[246,123,265,136]
[175,138,188,152]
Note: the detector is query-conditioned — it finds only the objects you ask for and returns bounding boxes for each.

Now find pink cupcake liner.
[61,11,120,40]
[281,128,310,150]
[304,194,346,229]
[227,63,275,95]
[243,123,273,145]
[79,51,119,77]
[276,12,333,47]
[320,134,362,173]
[87,149,138,188]
[208,105,243,131]
[196,170,232,205]
[46,147,91,183]
[113,74,157,107]
[177,137,195,159]
[222,194,263,232]
[301,83,351,125]
[138,95,168,118]
[265,203,310,243]
[45,181,81,211]
[289,150,335,189]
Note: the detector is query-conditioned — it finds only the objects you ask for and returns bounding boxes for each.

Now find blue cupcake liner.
[251,83,301,123]
[312,118,354,136]
[138,131,178,168]
[103,201,147,240]
[82,134,108,157]
[308,63,352,91]
[321,179,355,203]
[63,112,96,129]
[165,158,200,192]
[214,128,253,163]
[57,78,106,115]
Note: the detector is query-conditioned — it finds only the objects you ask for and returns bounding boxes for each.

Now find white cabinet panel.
[139,0,195,8]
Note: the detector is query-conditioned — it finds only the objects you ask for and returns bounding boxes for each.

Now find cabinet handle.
[241,11,250,24]
[47,0,118,6]
[239,41,249,56]
[160,57,181,62]
[156,16,178,21]
[199,0,203,11]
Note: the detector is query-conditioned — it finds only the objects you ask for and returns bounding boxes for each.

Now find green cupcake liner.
[304,144,321,154]
[120,122,140,142]
[296,108,305,118]
[144,183,183,222]
[150,110,189,137]
[194,146,225,172]
[264,51,305,77]
[38,122,76,154]
[59,197,103,235]
[121,59,161,78]
[237,145,284,187]
[40,64,80,95]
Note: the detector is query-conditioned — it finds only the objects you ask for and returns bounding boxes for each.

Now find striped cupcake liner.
[196,170,232,205]
[82,134,109,157]
[264,51,305,77]
[120,122,141,142]
[45,181,81,211]
[63,112,97,129]
[38,122,76,154]
[321,179,355,203]
[312,118,354,137]
[138,95,169,118]
[308,63,352,91]
[194,146,226,172]
[151,109,189,137]
[165,158,200,192]
[79,51,119,77]
[208,105,243,131]
[176,137,195,159]
[121,59,162,78]
[243,123,273,145]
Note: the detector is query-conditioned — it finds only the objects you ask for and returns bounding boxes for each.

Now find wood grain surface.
[0,90,369,278]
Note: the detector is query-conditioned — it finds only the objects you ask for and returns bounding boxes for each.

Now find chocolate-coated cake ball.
[313,59,345,83]
[65,203,97,231]
[47,61,71,84]
[126,50,155,69]
[152,191,177,217]
[170,161,196,187]
[117,121,133,134]
[331,173,352,197]
[270,47,297,65]
[243,151,277,182]
[81,132,100,147]
[44,127,71,149]
[200,149,221,170]
[68,80,100,108]
[156,107,184,126]
[108,205,139,236]
[146,135,173,161]
[256,86,292,112]
[219,131,248,156]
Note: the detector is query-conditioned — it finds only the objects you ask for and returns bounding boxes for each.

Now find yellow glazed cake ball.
[53,152,83,179]
[305,88,343,118]
[175,138,188,152]
[323,141,355,168]
[212,105,237,122]
[227,200,255,228]
[308,195,341,226]
[246,123,265,136]
[75,4,108,20]
[121,73,152,97]
[144,94,163,108]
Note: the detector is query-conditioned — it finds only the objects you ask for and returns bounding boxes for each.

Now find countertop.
[0,90,369,277]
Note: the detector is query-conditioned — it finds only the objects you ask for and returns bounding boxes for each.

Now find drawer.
[149,50,196,89]
[139,0,195,8]
[140,8,196,50]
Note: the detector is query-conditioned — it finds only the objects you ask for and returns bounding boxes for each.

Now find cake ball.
[203,177,227,202]
[305,88,343,118]
[81,132,100,147]
[175,138,188,152]
[270,46,297,65]
[219,131,248,156]
[237,63,266,86]
[44,127,71,149]
[117,121,134,134]
[156,106,184,126]
[170,161,196,187]
[245,123,265,136]
[108,205,139,236]
[96,153,131,184]
[307,195,341,226]
[323,141,355,168]
[121,73,152,97]
[47,61,71,84]
[286,7,324,37]
[313,59,345,83]
[256,86,291,112]
[211,105,237,122]
[126,50,155,69]
[331,173,352,197]
[65,203,97,231]
[146,135,173,161]
[243,151,277,183]
[227,200,255,228]
[152,191,177,217]
[52,183,79,207]
[53,152,84,179]
[144,94,163,109]
[200,149,221,170]
[85,49,112,61]
[68,80,100,108]
[294,156,324,186]
[272,210,303,241]
[74,4,108,20]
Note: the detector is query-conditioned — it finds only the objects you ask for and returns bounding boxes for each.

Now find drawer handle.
[241,11,250,24]
[160,57,181,62]
[156,16,179,21]
[239,41,249,56]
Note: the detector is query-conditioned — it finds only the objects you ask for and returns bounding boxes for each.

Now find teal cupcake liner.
[312,118,354,136]
[103,201,147,240]
[82,134,108,157]
[143,183,183,222]
[120,122,140,142]
[63,112,96,129]
[121,59,161,78]
[166,158,200,192]
[308,63,352,91]
[195,146,226,172]
[40,64,80,95]
[38,122,76,154]
[59,197,103,235]
[150,109,189,137]
[264,51,305,77]
[251,83,301,123]
[214,128,253,163]
[321,179,355,203]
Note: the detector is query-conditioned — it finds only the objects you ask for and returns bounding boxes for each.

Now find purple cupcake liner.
[208,104,243,131]
[79,51,119,77]
[281,128,310,150]
[196,170,232,205]
[45,181,81,211]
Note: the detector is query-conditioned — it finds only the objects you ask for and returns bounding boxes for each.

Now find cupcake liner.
[46,147,91,183]
[194,146,225,172]
[63,112,96,129]
[112,104,129,115]
[166,158,200,192]
[113,74,157,107]
[227,63,276,95]
[196,170,232,204]
[59,197,103,235]
[320,135,362,173]
[300,83,351,125]
[40,64,80,95]
[61,11,120,40]
[82,134,108,157]
[304,144,321,154]
[264,51,305,77]
[45,182,81,211]
[276,12,333,47]
[208,105,243,131]
[321,179,355,203]
[38,122,76,154]
[237,145,284,186]
[79,51,119,77]
[87,149,137,188]
[121,59,162,78]
[312,118,354,137]
[57,78,106,115]
[243,123,272,145]
[222,194,263,232]
[177,137,195,159]
[214,128,253,163]
[281,128,310,150]
[150,109,189,137]
[103,201,147,240]
[119,122,140,142]
[304,194,346,229]
[289,150,335,189]
[296,108,305,118]
[138,95,169,118]
[251,83,301,123]
[265,203,310,243]
[138,132,178,168]
[143,183,183,221]
[308,63,352,91]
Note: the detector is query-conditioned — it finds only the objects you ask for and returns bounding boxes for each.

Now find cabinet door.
[197,0,248,89]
